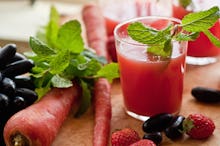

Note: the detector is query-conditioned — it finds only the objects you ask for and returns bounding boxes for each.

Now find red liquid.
[105,17,119,36]
[104,0,150,36]
[117,42,187,116]
[103,0,151,62]
[172,4,191,19]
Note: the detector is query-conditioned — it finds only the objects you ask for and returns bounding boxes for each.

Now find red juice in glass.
[114,16,187,120]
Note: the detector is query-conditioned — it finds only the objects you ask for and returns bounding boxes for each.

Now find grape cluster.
[0,44,37,144]
[142,113,185,145]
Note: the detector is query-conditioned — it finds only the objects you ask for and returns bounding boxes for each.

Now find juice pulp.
[117,42,186,116]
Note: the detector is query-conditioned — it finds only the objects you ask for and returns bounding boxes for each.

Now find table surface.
[51,58,220,146]
[48,4,220,146]
[6,3,219,146]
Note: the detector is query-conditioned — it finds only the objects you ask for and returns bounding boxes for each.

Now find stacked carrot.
[82,4,112,146]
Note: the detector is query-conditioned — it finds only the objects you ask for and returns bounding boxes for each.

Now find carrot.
[3,84,80,146]
[82,4,112,146]
[93,78,112,146]
[82,3,110,61]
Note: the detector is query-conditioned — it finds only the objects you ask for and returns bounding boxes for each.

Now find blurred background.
[0,0,95,51]
[0,0,219,52]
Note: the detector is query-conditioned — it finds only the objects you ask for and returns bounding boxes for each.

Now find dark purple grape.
[13,76,35,90]
[0,44,16,68]
[2,59,34,78]
[15,88,38,105]
[8,52,27,64]
[11,96,27,112]
[164,115,185,140]
[142,113,173,133]
[0,72,3,82]
[0,93,9,113]
[143,132,162,145]
[191,87,220,103]
[0,77,16,97]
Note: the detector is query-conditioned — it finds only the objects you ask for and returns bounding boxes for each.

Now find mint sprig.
[127,6,220,58]
[25,6,119,116]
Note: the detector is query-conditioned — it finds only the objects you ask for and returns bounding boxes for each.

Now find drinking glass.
[114,16,188,121]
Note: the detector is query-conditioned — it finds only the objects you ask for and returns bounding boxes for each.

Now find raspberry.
[183,113,215,139]
[130,139,156,146]
[111,128,140,146]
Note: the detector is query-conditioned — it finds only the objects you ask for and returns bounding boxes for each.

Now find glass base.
[125,109,180,121]
[186,56,218,65]
[126,110,150,121]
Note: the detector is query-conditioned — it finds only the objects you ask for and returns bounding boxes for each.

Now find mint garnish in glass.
[127,6,220,58]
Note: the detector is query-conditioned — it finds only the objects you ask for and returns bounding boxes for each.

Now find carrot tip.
[10,132,29,146]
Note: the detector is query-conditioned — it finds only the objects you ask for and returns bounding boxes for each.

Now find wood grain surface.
[51,59,220,146]
[49,5,220,145]
[1,2,219,146]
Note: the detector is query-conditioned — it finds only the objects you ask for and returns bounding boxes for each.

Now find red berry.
[183,113,215,139]
[111,128,140,146]
[130,139,156,146]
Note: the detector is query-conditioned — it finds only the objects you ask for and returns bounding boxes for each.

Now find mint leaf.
[36,26,47,43]
[181,6,220,32]
[82,49,107,64]
[74,79,92,117]
[127,22,158,45]
[33,72,52,97]
[46,6,59,48]
[57,20,84,53]
[35,86,51,98]
[27,7,119,117]
[29,37,55,56]
[127,6,220,57]
[175,32,200,41]
[95,63,119,83]
[51,74,72,88]
[62,55,102,79]
[127,22,171,45]
[203,30,220,47]
[147,39,172,57]
[50,49,70,74]
[127,22,173,57]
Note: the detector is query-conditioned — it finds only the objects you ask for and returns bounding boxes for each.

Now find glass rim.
[113,16,182,46]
